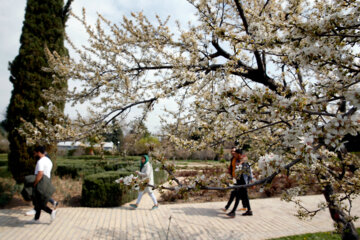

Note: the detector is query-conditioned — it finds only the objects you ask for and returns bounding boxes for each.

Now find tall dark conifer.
[6,0,73,183]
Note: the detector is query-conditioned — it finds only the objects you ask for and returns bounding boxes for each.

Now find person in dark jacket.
[25,149,58,216]
[22,175,55,203]
[223,147,247,212]
[226,148,253,218]
[30,146,57,223]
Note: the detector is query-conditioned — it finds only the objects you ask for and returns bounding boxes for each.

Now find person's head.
[141,154,149,163]
[140,155,149,170]
[231,147,236,157]
[235,148,243,159]
[33,146,46,159]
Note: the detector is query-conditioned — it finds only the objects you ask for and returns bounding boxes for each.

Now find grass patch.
[0,166,12,178]
[0,154,7,167]
[270,228,360,240]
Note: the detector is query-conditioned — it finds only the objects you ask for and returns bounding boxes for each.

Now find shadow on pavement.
[0,215,29,227]
[170,207,223,217]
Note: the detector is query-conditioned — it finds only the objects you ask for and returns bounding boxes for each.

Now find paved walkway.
[0,194,359,240]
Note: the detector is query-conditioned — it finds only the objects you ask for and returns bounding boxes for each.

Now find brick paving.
[0,194,359,240]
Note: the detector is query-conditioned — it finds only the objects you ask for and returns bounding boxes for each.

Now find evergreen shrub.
[56,162,105,179]
[6,0,72,183]
[81,171,138,207]
[55,159,137,179]
[0,182,13,207]
[103,162,129,171]
[0,154,7,167]
[81,164,168,207]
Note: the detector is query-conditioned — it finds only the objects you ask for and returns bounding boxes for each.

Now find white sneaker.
[25,209,36,216]
[51,210,57,221]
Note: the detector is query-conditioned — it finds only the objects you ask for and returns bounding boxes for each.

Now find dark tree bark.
[323,184,359,240]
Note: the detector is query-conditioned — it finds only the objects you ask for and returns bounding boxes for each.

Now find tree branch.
[62,0,74,24]
[158,157,302,191]
[302,110,336,117]
[234,0,249,34]
[259,0,271,16]
[210,119,292,147]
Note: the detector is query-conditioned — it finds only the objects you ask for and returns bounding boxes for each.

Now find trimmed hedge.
[55,156,140,179]
[81,164,168,207]
[0,154,7,167]
[82,171,138,207]
[56,162,105,179]
[0,166,12,178]
[56,162,139,179]
[103,162,130,171]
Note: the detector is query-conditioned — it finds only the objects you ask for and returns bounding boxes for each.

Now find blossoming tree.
[22,0,359,238]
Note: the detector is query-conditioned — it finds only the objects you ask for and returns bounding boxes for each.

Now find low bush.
[0,182,13,207]
[0,166,12,178]
[82,171,138,207]
[0,178,21,207]
[103,162,129,171]
[56,162,105,179]
[81,164,168,207]
[0,154,7,166]
[55,158,139,179]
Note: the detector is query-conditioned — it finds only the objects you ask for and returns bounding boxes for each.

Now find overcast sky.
[0,0,196,132]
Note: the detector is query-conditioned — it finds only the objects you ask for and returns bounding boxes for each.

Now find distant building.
[57,141,115,151]
[57,141,84,150]
[98,142,115,151]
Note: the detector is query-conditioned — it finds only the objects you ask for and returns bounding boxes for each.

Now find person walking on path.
[225,148,253,218]
[25,150,58,216]
[222,148,247,213]
[30,146,57,222]
[130,155,159,210]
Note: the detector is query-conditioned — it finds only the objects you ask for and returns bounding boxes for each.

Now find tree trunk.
[323,184,359,240]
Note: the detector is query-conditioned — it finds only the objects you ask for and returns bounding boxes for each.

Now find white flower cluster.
[115,174,137,186]
[235,164,243,173]
[258,153,285,177]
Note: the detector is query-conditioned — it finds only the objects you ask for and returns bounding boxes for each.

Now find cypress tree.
[6,0,73,183]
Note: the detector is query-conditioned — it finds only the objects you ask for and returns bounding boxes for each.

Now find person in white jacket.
[130,155,159,210]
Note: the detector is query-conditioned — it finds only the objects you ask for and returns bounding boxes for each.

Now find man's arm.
[34,171,44,186]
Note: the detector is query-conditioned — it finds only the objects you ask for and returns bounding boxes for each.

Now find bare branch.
[234,0,249,34]
[259,0,271,16]
[157,157,302,191]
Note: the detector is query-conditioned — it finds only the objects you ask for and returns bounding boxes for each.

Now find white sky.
[0,0,196,133]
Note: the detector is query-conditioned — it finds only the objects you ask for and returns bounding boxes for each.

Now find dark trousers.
[228,190,246,209]
[225,189,236,210]
[34,195,52,220]
[225,179,244,209]
[226,177,251,214]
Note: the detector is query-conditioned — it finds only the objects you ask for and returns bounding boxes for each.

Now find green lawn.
[0,153,7,162]
[270,228,360,240]
[0,154,9,178]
